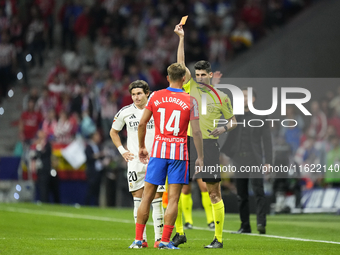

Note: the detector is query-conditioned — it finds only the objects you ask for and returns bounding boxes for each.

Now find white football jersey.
[111,103,154,156]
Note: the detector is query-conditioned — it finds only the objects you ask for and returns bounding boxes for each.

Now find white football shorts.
[127,159,166,193]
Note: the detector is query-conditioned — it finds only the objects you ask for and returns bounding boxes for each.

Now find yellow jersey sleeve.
[183,78,193,93]
[220,94,234,120]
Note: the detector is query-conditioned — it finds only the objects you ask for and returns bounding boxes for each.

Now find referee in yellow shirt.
[172,23,237,249]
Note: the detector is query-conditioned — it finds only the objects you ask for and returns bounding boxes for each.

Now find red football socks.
[161,225,174,243]
[135,223,146,241]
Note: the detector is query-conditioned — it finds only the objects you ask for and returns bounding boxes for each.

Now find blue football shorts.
[145,157,189,185]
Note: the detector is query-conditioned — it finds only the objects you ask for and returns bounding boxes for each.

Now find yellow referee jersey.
[184,78,234,139]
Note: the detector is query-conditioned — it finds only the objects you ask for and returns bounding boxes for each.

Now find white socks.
[134,198,147,241]
[152,197,164,241]
[134,197,164,242]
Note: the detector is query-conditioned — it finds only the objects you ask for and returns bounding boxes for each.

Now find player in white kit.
[110,80,165,248]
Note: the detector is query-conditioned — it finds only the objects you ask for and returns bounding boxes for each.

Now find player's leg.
[180,136,196,229]
[174,193,184,235]
[205,182,224,248]
[197,178,214,228]
[172,169,189,246]
[129,161,149,246]
[160,183,183,245]
[201,139,223,248]
[181,183,193,229]
[152,188,165,247]
[131,188,148,247]
[132,181,158,248]
[130,158,167,248]
[162,178,168,208]
[159,159,188,250]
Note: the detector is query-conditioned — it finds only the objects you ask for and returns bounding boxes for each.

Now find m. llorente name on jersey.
[153,96,189,110]
[129,118,154,131]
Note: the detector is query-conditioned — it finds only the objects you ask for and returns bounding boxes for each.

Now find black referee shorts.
[188,136,221,183]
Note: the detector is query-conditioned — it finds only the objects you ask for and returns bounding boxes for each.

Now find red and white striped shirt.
[146,87,199,160]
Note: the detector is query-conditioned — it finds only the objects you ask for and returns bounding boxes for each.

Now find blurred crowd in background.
[1,0,338,207]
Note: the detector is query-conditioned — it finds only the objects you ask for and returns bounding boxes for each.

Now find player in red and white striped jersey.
[146,88,199,161]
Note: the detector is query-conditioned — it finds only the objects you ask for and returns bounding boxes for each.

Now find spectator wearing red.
[54,110,75,145]
[242,0,264,27]
[119,76,133,108]
[36,87,58,118]
[19,98,43,143]
[74,6,91,38]
[48,76,66,95]
[46,58,68,85]
[109,46,125,81]
[241,0,265,40]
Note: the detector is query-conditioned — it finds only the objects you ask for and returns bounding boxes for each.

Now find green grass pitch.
[0,203,339,254]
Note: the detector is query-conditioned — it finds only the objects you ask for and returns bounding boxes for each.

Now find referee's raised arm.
[174,24,191,84]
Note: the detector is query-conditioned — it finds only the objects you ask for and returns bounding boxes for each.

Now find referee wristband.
[224,125,228,132]
[118,146,128,155]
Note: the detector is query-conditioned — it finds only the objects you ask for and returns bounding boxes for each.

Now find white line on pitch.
[192,226,340,245]
[0,237,214,241]
[1,206,340,245]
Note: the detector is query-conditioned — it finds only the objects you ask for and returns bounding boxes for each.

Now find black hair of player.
[194,60,212,74]
[129,80,150,95]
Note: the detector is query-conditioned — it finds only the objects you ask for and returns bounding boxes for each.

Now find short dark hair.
[241,87,257,99]
[194,60,212,73]
[129,80,150,95]
[167,63,186,82]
